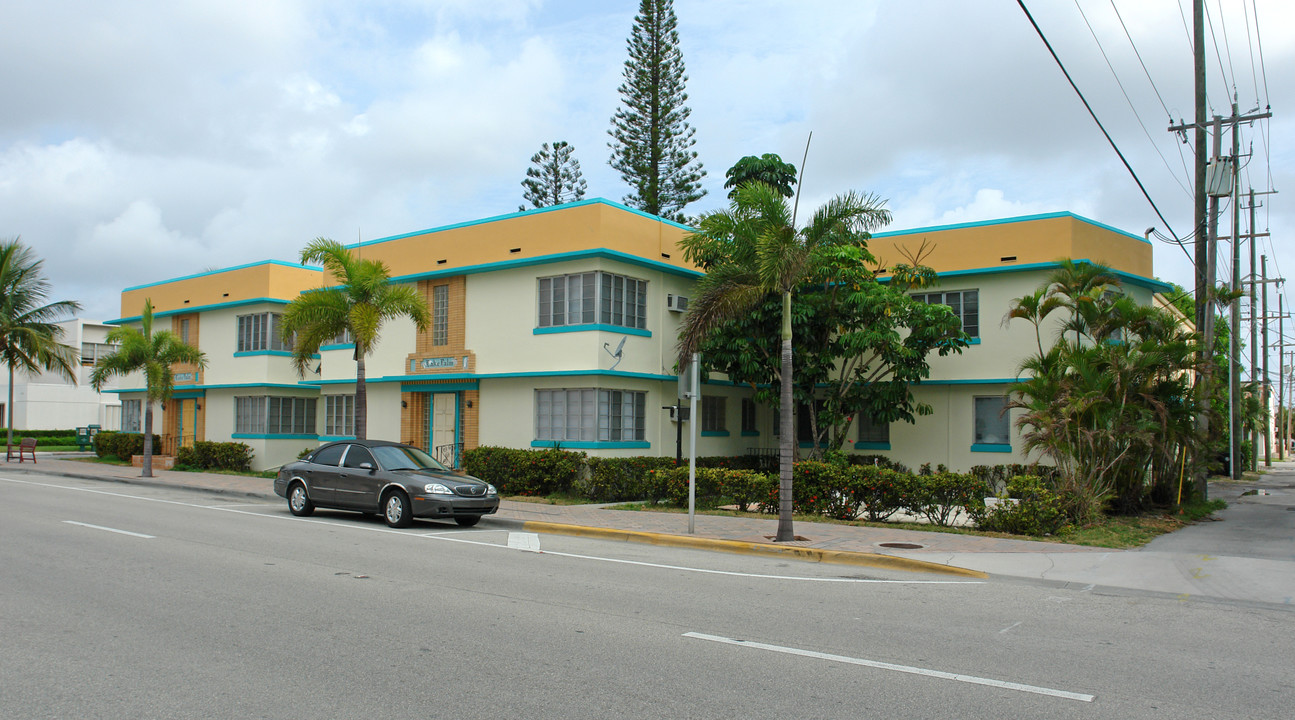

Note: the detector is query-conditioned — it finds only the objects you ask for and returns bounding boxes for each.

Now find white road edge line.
[63,520,155,539]
[6,477,983,585]
[683,632,1094,703]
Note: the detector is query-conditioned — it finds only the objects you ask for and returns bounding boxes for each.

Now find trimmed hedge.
[581,456,677,502]
[645,466,773,509]
[93,431,163,460]
[1,428,81,439]
[907,472,991,527]
[176,441,253,472]
[461,446,585,496]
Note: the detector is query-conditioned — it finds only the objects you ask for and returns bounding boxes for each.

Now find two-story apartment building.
[107,199,1173,471]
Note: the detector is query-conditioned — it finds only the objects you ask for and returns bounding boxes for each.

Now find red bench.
[7,437,37,463]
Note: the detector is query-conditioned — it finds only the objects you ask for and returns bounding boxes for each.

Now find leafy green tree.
[280,238,430,440]
[724,154,797,199]
[520,141,588,211]
[608,0,706,222]
[0,238,81,449]
[1007,264,1203,520]
[91,299,206,477]
[677,183,892,541]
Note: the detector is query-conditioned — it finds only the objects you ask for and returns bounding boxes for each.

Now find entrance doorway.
[428,393,460,468]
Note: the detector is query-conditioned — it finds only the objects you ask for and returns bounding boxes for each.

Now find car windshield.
[371,445,449,472]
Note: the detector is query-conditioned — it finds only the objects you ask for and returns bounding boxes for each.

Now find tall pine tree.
[607,0,706,223]
[519,141,588,211]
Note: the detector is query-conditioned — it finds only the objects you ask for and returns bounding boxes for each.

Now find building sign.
[174,372,196,383]
[417,357,457,370]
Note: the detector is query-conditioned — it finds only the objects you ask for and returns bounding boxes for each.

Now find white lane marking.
[998,621,1022,634]
[507,532,542,552]
[683,632,1095,703]
[5,477,983,586]
[63,521,155,539]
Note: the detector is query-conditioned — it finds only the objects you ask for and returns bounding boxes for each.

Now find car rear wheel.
[288,483,314,517]
[383,490,412,528]
[454,515,480,527]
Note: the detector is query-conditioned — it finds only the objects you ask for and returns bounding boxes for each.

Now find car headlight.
[423,483,453,495]
[486,484,498,497]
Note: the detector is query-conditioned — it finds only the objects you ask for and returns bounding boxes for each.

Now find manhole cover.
[878,542,925,549]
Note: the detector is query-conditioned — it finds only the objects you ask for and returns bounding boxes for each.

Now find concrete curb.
[522,521,989,578]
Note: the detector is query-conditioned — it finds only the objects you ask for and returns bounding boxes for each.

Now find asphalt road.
[3,474,1290,719]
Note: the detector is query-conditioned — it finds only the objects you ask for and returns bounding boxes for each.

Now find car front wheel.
[288,483,314,517]
[454,516,480,527]
[383,490,412,528]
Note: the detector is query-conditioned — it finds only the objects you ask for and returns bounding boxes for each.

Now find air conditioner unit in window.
[667,294,689,313]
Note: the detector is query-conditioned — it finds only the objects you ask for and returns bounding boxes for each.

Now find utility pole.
[1228,109,1242,478]
[1263,256,1271,467]
[1280,294,1286,460]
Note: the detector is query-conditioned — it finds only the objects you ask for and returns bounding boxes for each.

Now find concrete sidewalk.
[7,454,1294,609]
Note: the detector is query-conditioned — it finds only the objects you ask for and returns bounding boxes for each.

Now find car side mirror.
[359,462,375,474]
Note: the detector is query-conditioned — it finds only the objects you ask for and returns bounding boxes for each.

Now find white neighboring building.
[0,319,121,431]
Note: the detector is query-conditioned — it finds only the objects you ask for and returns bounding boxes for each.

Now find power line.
[1076,1,1192,198]
[1215,0,1239,95]
[1110,0,1195,189]
[1202,1,1231,110]
[1016,0,1183,247]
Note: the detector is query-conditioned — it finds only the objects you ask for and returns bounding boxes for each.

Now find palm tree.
[0,238,82,449]
[677,183,891,541]
[90,299,206,477]
[280,238,430,440]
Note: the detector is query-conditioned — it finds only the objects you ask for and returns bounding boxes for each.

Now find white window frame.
[537,271,647,330]
[914,289,979,338]
[122,399,142,433]
[236,313,291,353]
[324,395,355,437]
[701,396,727,433]
[432,284,450,346]
[535,388,645,443]
[235,396,317,435]
[973,395,1010,445]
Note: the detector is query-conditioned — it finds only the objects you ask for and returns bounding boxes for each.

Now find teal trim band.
[740,430,759,437]
[171,390,206,400]
[106,382,319,395]
[305,369,678,386]
[385,247,702,287]
[122,260,324,293]
[530,440,650,449]
[700,430,730,437]
[971,443,1013,453]
[533,324,652,337]
[401,382,480,393]
[854,441,891,450]
[233,433,320,440]
[917,378,1015,386]
[320,343,355,352]
[968,338,982,345]
[109,297,292,325]
[319,435,355,442]
[234,350,294,358]
[871,211,1148,244]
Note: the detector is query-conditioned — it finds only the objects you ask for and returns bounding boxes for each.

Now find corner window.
[537,271,646,330]
[122,399,142,433]
[535,388,645,443]
[701,396,727,433]
[234,396,316,435]
[236,313,291,352]
[914,289,979,338]
[324,395,355,436]
[973,396,1010,445]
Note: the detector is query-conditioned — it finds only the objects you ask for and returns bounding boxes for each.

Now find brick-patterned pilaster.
[408,276,476,374]
[460,389,479,452]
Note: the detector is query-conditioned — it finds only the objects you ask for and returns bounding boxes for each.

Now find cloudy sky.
[2,0,1289,327]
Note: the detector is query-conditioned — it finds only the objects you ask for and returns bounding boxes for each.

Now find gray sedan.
[274,439,499,528]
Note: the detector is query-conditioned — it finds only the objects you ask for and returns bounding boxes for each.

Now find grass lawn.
[609,497,1229,549]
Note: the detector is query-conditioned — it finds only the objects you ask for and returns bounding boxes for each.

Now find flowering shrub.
[849,466,913,522]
